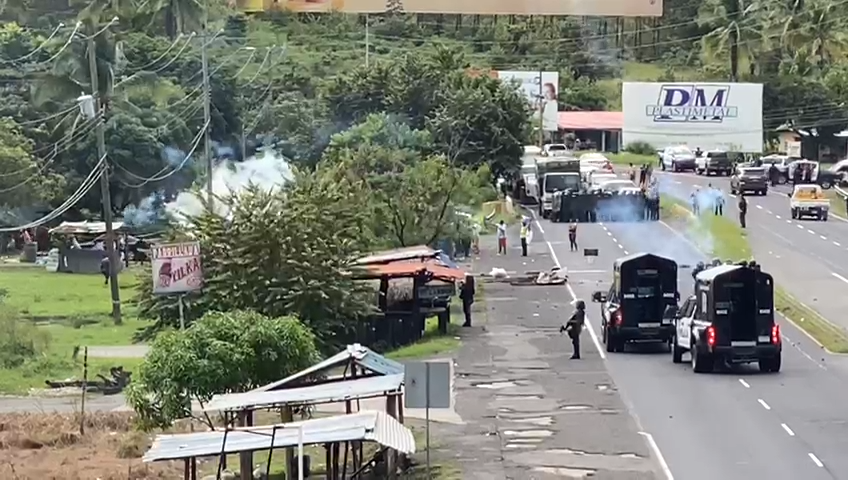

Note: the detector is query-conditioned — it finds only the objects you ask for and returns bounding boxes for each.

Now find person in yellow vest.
[520,223,529,257]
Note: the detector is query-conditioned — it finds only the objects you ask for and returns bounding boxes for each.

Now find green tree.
[126,309,319,429]
[136,172,376,349]
[0,117,64,210]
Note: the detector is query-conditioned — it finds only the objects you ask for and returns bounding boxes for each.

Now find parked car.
[580,152,615,173]
[661,146,697,172]
[730,166,768,195]
[695,150,733,176]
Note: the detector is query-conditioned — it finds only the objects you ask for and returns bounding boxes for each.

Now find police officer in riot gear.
[712,258,722,267]
[692,261,706,280]
[561,300,586,360]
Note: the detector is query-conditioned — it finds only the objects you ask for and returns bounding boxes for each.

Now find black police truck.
[592,253,678,353]
[670,263,782,373]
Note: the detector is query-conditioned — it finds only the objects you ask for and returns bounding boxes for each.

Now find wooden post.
[282,406,294,480]
[385,395,398,479]
[79,347,88,435]
[239,410,253,480]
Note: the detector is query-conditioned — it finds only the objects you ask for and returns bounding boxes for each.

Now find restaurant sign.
[151,242,203,295]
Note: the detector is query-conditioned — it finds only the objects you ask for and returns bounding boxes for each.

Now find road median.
[660,196,848,354]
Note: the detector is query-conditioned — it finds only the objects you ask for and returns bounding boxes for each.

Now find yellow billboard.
[242,0,661,17]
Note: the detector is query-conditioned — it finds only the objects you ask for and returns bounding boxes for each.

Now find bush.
[625,141,657,156]
[0,309,49,369]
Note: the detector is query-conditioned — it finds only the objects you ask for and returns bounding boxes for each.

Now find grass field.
[0,265,141,319]
[662,197,848,353]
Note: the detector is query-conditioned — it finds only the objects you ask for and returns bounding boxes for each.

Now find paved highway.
[656,171,848,332]
[529,213,848,480]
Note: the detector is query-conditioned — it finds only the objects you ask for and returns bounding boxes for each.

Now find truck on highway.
[536,156,581,218]
[789,184,829,221]
[670,262,782,373]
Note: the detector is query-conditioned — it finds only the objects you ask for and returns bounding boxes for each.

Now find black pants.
[102,271,109,285]
[462,300,472,326]
[739,212,746,228]
[715,204,723,216]
[520,238,527,256]
[571,333,581,359]
[569,236,577,251]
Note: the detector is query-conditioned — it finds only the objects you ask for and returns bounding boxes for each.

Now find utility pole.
[537,70,544,148]
[201,32,214,210]
[365,15,370,67]
[87,35,122,323]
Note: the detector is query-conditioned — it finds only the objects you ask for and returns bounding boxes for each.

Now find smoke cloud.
[123,192,166,228]
[599,177,717,268]
[165,148,294,222]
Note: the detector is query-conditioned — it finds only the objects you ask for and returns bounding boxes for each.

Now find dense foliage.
[126,309,319,428]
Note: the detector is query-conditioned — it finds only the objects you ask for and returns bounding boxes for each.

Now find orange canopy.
[362,260,466,282]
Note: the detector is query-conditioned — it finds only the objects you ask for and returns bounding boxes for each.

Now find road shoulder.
[433,228,659,479]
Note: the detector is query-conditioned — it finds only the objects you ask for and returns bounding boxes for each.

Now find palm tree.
[698,0,764,80]
[795,0,848,67]
[140,0,205,39]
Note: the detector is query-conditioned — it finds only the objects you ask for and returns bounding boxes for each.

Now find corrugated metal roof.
[360,261,466,282]
[355,246,438,265]
[558,111,623,131]
[49,221,126,234]
[252,344,405,393]
[205,374,403,412]
[142,411,415,462]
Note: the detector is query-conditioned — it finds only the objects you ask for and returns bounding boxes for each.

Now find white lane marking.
[832,272,848,285]
[623,250,629,255]
[738,379,750,388]
[767,210,773,214]
[674,180,681,184]
[807,229,815,235]
[756,205,763,209]
[638,432,674,480]
[693,184,701,188]
[786,219,792,224]
[607,231,612,236]
[758,399,771,410]
[781,423,795,436]
[775,215,782,219]
[834,241,841,247]
[820,235,827,240]
[809,453,824,468]
[729,193,737,198]
[797,224,804,229]
[528,208,605,360]
[617,243,624,249]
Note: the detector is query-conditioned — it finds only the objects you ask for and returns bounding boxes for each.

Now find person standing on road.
[713,186,725,216]
[568,222,578,251]
[497,220,507,255]
[769,163,780,186]
[561,300,586,359]
[639,164,647,187]
[738,195,748,228]
[519,222,529,257]
[690,188,700,215]
[628,163,636,183]
[459,274,476,327]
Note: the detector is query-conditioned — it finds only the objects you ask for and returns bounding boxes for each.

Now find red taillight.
[771,324,781,345]
[706,325,716,347]
[613,310,623,326]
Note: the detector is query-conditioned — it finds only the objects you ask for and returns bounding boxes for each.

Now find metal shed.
[143,410,416,462]
[205,374,404,412]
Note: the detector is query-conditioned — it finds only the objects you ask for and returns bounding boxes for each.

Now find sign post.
[404,361,451,479]
[151,242,203,329]
[584,248,599,265]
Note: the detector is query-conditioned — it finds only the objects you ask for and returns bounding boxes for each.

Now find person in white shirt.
[496,220,507,255]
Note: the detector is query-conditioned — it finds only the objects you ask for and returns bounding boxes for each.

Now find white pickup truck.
[789,184,829,221]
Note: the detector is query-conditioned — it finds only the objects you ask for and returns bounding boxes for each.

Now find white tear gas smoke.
[123,192,165,228]
[598,177,716,267]
[165,148,294,221]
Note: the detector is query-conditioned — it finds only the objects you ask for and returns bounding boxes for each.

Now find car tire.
[759,356,781,373]
[821,180,832,189]
[791,208,798,219]
[672,337,683,363]
[691,344,712,373]
[822,212,829,221]
[778,175,787,185]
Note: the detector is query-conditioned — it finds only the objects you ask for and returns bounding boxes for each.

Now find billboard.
[494,71,560,132]
[240,0,661,16]
[622,82,764,153]
[152,242,203,295]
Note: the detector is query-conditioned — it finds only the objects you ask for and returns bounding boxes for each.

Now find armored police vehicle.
[670,263,781,373]
[592,253,678,353]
